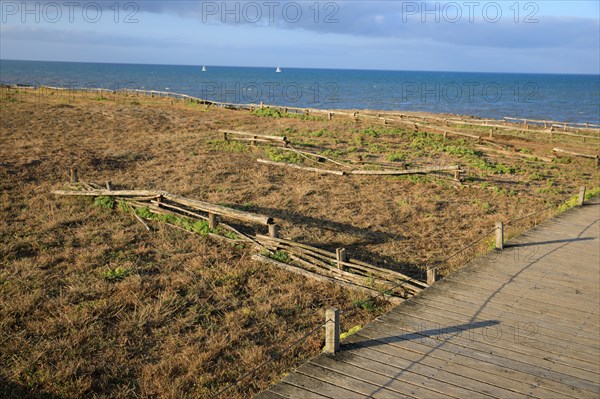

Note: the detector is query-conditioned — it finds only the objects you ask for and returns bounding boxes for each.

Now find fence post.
[578,186,586,206]
[324,308,340,354]
[426,268,437,285]
[70,167,78,184]
[268,222,279,238]
[336,248,347,269]
[208,212,217,230]
[105,181,113,191]
[495,222,504,250]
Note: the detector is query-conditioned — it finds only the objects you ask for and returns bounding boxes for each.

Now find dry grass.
[1,87,598,398]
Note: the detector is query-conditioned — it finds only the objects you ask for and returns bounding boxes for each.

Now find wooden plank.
[349,329,588,399]
[282,371,370,399]
[257,159,346,176]
[297,362,436,399]
[341,337,562,399]
[260,382,332,398]
[314,350,519,399]
[350,164,459,175]
[218,129,287,142]
[365,320,600,395]
[382,303,600,367]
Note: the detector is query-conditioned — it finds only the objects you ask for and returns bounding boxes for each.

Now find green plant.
[252,107,282,118]
[269,251,290,263]
[94,196,115,210]
[101,266,130,282]
[386,151,407,162]
[265,147,302,164]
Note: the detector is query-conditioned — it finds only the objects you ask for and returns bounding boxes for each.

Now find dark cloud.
[0,25,182,48]
[129,0,599,49]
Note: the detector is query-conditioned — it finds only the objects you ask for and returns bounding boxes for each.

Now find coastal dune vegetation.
[1,87,598,398]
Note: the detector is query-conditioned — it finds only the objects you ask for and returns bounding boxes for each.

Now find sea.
[1,59,599,124]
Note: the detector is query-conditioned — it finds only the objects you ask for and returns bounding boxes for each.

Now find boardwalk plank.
[258,199,600,398]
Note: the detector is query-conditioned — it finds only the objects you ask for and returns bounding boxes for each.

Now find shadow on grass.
[0,376,63,399]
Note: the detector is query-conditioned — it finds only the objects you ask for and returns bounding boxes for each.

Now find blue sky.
[1,1,599,73]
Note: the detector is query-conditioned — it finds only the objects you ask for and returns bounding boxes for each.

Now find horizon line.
[2,58,599,77]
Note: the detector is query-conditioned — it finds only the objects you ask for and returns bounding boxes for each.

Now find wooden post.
[578,186,586,206]
[208,212,217,230]
[70,168,78,183]
[251,136,257,146]
[105,181,113,190]
[489,127,493,138]
[222,131,228,141]
[426,268,437,285]
[260,101,263,109]
[268,223,279,238]
[324,308,340,354]
[495,222,504,250]
[327,112,333,121]
[335,248,347,270]
[453,170,461,181]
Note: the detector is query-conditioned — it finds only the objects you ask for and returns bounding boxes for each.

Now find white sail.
[202,65,207,72]
[275,66,281,73]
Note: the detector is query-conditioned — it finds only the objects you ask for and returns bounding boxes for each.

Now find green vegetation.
[268,251,291,263]
[101,266,130,282]
[558,187,600,213]
[252,107,322,121]
[386,151,407,162]
[94,196,115,210]
[265,147,302,164]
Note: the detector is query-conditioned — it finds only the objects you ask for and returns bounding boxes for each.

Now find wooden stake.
[105,181,113,190]
[426,268,437,285]
[578,186,586,206]
[324,308,340,354]
[495,222,504,250]
[268,223,279,238]
[336,248,347,270]
[70,168,78,184]
[208,212,217,229]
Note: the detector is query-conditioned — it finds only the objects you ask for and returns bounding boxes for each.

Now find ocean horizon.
[2,59,599,124]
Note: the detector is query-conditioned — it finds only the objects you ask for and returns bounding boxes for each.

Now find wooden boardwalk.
[256,198,600,398]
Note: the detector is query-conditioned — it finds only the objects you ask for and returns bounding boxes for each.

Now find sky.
[1,0,599,74]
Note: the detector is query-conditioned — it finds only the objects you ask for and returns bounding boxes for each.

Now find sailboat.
[275,66,281,73]
[202,65,207,72]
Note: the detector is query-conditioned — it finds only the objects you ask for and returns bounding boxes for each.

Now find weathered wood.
[53,189,273,226]
[53,189,162,197]
[208,212,217,229]
[70,168,78,183]
[350,164,459,175]
[324,308,340,354]
[268,222,279,238]
[251,255,399,299]
[426,267,437,285]
[218,129,287,143]
[474,145,553,162]
[256,234,426,290]
[257,159,346,176]
[495,221,504,250]
[578,186,586,206]
[553,147,599,160]
[162,192,273,225]
[335,248,347,269]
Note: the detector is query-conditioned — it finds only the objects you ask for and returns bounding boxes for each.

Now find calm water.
[1,59,599,124]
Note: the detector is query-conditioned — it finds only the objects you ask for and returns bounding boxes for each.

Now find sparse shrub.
[94,196,115,209]
[101,266,130,281]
